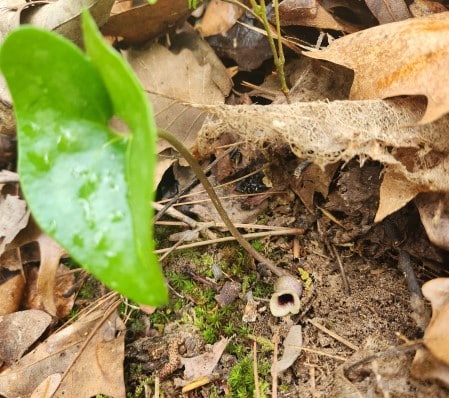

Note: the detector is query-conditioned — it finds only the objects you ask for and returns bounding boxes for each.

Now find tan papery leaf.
[306,12,449,123]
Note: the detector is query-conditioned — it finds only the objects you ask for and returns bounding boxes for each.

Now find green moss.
[78,276,98,299]
[228,355,270,397]
[251,239,264,252]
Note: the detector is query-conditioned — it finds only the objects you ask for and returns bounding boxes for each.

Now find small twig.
[163,191,285,207]
[155,228,303,254]
[271,327,279,398]
[155,220,301,231]
[397,249,423,298]
[330,243,351,296]
[310,366,317,398]
[308,318,359,351]
[300,346,348,361]
[154,376,160,398]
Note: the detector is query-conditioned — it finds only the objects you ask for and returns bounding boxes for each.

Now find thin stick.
[158,129,287,277]
[301,346,348,361]
[308,318,359,351]
[330,244,351,296]
[155,228,303,254]
[253,341,261,398]
[155,220,301,231]
[271,327,279,398]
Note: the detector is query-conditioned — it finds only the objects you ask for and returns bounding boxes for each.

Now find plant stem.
[249,0,290,102]
[158,129,286,277]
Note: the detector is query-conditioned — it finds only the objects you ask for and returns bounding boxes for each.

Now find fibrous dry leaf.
[0,309,125,398]
[196,97,449,190]
[0,309,51,366]
[306,12,449,123]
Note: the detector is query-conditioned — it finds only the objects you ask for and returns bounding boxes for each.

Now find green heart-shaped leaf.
[0,13,167,305]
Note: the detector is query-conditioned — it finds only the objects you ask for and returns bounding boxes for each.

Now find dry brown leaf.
[201,0,243,37]
[180,337,229,381]
[422,278,449,363]
[365,0,411,23]
[0,272,25,315]
[375,169,420,222]
[54,311,125,397]
[306,12,449,123]
[291,163,339,211]
[0,194,29,257]
[126,31,231,184]
[7,220,74,318]
[411,278,449,386]
[110,0,132,14]
[411,348,449,386]
[410,0,448,17]
[277,0,359,32]
[35,234,66,317]
[0,0,115,44]
[0,309,51,366]
[101,0,191,45]
[0,309,125,398]
[23,264,75,319]
[415,192,449,250]
[30,374,61,398]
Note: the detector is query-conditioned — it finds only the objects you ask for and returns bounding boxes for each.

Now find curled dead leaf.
[306,12,449,123]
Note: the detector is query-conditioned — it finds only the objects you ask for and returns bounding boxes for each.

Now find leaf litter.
[1,1,449,397]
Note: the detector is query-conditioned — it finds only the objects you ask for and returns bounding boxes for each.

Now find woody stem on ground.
[249,0,290,103]
[157,129,287,277]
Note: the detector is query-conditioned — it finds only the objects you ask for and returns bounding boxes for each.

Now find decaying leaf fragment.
[306,12,449,123]
[274,325,302,373]
[181,337,229,381]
